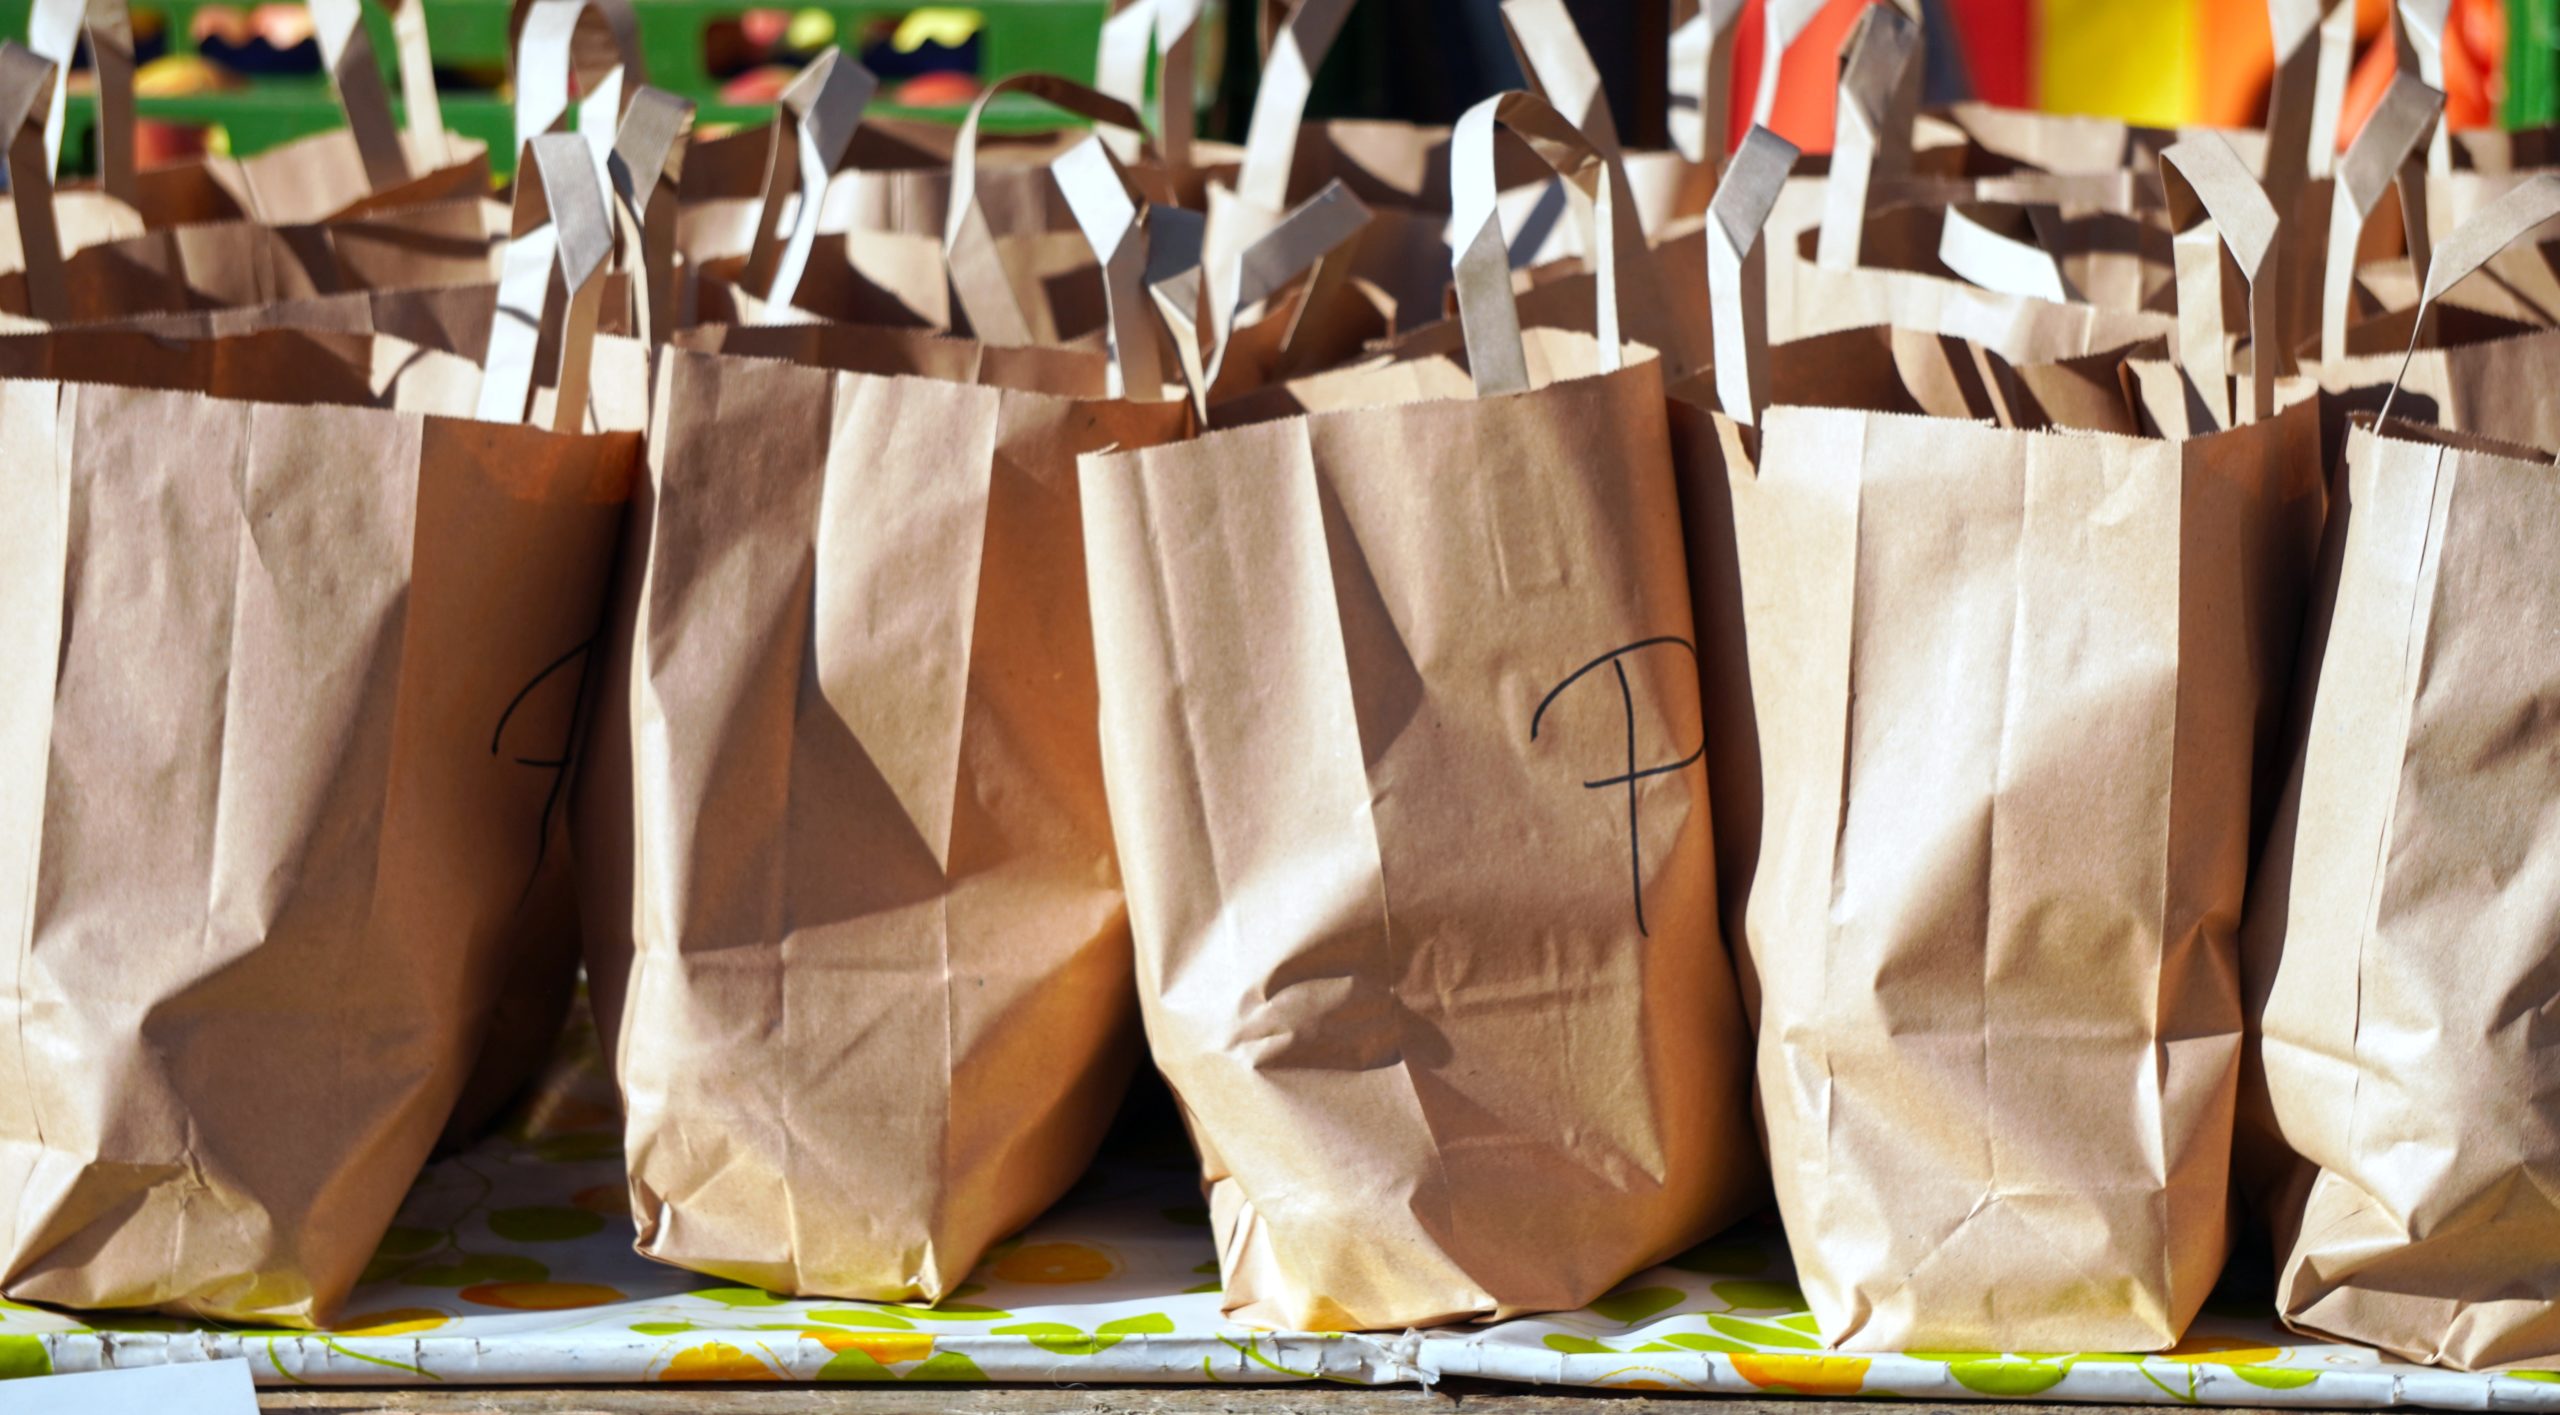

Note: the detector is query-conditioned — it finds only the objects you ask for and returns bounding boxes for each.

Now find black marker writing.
[1531,637,1705,937]
[491,635,597,900]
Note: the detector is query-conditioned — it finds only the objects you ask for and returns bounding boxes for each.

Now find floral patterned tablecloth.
[1,1015,2553,1408]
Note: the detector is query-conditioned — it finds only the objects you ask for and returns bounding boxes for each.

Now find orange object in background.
[1726,0,1875,153]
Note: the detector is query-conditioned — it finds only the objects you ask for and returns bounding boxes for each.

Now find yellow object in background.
[2032,0,2287,127]
[2038,0,2194,126]
[892,7,984,53]
[785,7,837,50]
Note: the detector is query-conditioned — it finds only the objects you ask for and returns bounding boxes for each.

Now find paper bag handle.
[2379,173,2560,427]
[2262,0,2324,215]
[304,0,440,191]
[1236,0,1354,213]
[1750,0,1828,131]
[739,49,876,310]
[2394,0,2456,174]
[1197,179,1368,408]
[1815,1,1922,271]
[1095,0,1200,171]
[2321,74,2441,364]
[1,43,65,322]
[1938,202,2080,304]
[1667,0,1747,167]
[1450,89,1630,398]
[2160,134,2284,429]
[1706,126,1799,427]
[1501,0,1623,162]
[609,85,693,346]
[513,0,645,177]
[479,131,614,434]
[28,0,132,201]
[1047,132,1175,400]
[944,72,1150,346]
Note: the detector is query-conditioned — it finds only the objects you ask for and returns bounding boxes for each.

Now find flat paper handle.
[2394,0,2455,173]
[513,0,645,176]
[1816,2,1921,271]
[740,49,876,309]
[2160,134,2284,429]
[1751,0,1828,131]
[1501,0,1622,160]
[944,73,1150,346]
[1236,0,1354,212]
[2321,73,2440,364]
[309,0,413,192]
[1206,179,1368,391]
[609,85,694,346]
[2380,173,2560,426]
[1094,0,1156,162]
[388,0,450,167]
[1939,203,2080,305]
[2262,0,2322,214]
[1707,126,1798,427]
[1452,89,1643,399]
[29,0,132,201]
[0,44,65,322]
[1098,0,1200,170]
[2307,0,2356,181]
[1667,0,1745,166]
[1052,133,1168,399]
[479,131,614,433]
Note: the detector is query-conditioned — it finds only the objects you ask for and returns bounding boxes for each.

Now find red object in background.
[134,119,209,166]
[895,71,981,106]
[1945,0,2034,107]
[1726,0,1881,154]
[718,63,797,103]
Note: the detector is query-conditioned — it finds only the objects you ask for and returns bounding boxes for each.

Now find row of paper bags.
[2,0,2559,1374]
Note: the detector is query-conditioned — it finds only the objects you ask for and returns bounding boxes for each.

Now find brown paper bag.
[1081,91,1760,1334]
[2247,177,2560,1372]
[0,133,638,1326]
[575,130,1182,1301]
[1681,129,2325,1352]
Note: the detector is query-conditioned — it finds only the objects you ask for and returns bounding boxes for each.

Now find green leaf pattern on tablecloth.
[0,1008,2546,1407]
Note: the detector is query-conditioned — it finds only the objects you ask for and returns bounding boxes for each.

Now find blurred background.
[2,0,2551,175]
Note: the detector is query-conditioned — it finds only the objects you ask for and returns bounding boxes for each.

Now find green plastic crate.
[0,0,1110,176]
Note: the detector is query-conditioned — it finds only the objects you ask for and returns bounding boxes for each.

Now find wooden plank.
[258,1383,2306,1415]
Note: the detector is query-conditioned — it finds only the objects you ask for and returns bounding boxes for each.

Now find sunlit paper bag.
[1681,130,2324,1352]
[0,134,637,1326]
[576,130,1184,1300]
[2246,178,2560,1373]
[1081,91,1760,1333]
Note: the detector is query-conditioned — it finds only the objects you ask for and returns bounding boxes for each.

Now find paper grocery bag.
[2247,179,2560,1372]
[576,131,1182,1301]
[1682,130,2326,1352]
[1082,91,1760,1333]
[0,134,637,1326]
